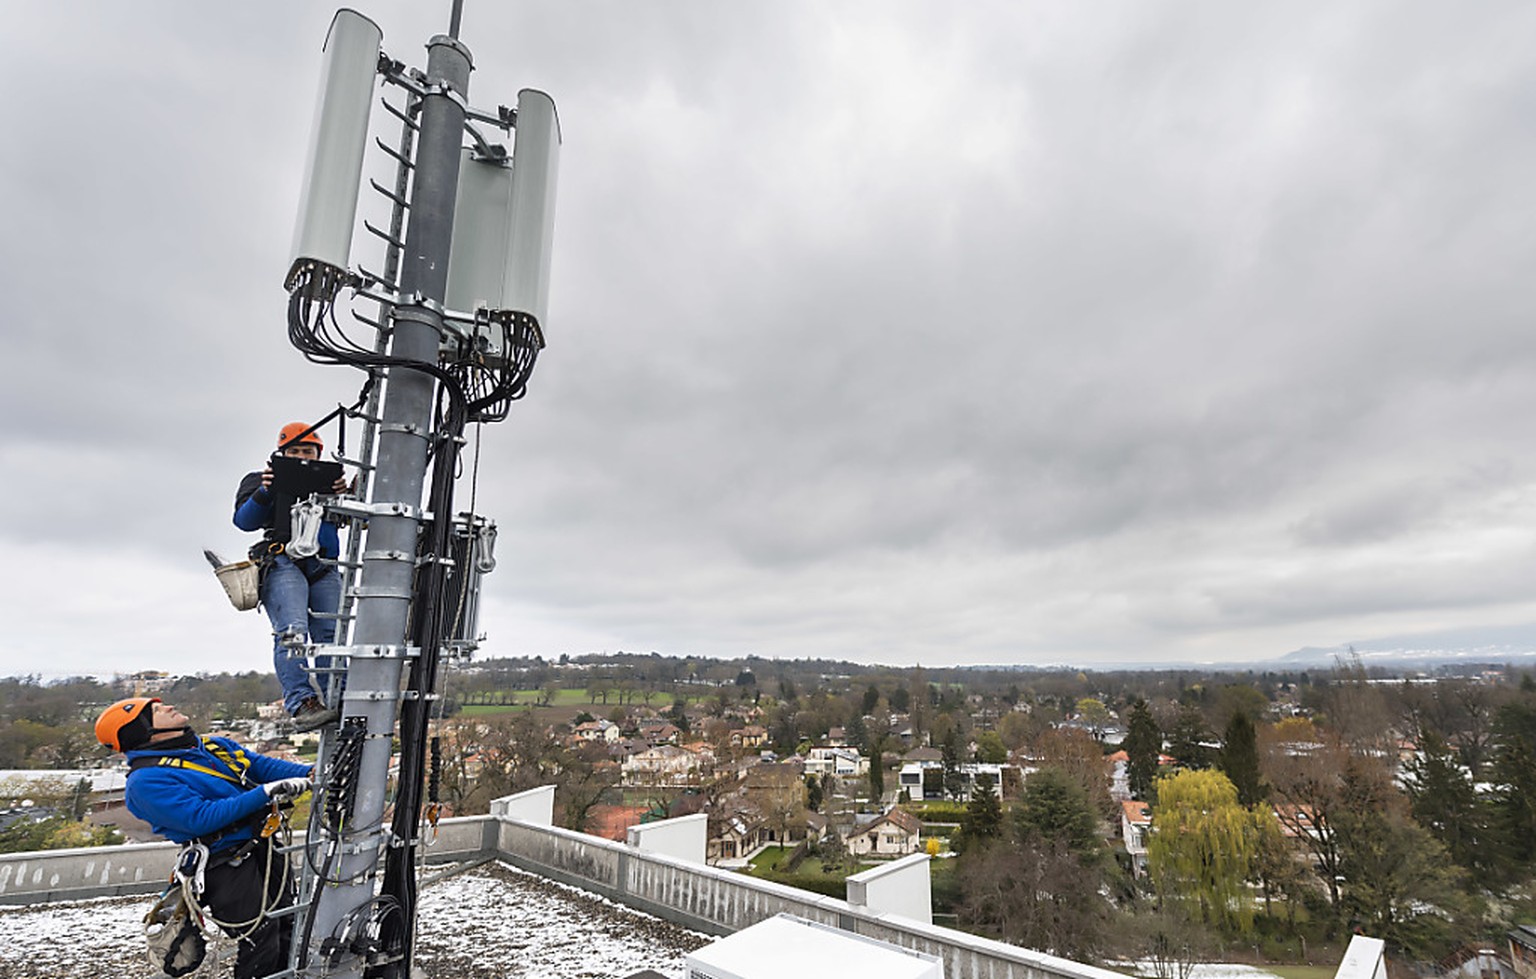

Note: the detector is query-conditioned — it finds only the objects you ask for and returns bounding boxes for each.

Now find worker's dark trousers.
[201,837,295,979]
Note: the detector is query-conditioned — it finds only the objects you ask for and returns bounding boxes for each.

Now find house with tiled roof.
[732,725,769,749]
[572,718,621,744]
[622,744,706,787]
[637,720,681,745]
[1121,800,1151,877]
[847,807,922,857]
[1509,924,1536,978]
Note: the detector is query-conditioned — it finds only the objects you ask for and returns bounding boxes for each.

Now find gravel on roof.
[0,861,709,979]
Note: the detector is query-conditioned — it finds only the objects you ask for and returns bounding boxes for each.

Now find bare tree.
[957,834,1109,959]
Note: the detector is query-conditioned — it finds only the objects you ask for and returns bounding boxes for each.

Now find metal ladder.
[278,81,423,978]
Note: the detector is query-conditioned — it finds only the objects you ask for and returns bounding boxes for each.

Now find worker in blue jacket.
[234,421,349,732]
[97,697,312,979]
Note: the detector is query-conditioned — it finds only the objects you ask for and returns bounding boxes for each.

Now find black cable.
[285,264,544,978]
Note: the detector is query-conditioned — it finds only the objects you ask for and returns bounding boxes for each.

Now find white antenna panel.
[444,149,513,314]
[502,89,562,332]
[288,9,382,285]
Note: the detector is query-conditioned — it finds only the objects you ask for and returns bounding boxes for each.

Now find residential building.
[846,808,922,857]
[622,745,706,787]
[1121,800,1151,877]
[803,747,867,778]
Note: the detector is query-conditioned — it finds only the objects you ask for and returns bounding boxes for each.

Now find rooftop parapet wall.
[0,816,496,907]
[5,812,1126,979]
[0,840,180,905]
[493,815,1127,979]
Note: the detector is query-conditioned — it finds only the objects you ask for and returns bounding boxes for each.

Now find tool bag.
[143,883,207,977]
[214,558,261,611]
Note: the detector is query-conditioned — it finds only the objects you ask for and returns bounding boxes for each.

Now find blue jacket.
[124,737,312,851]
[233,472,340,558]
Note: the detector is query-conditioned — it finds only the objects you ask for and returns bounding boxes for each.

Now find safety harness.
[131,737,254,787]
[134,738,295,973]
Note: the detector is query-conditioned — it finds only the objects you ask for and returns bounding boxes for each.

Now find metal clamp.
[378,422,431,441]
[350,586,414,601]
[327,644,421,660]
[393,293,446,317]
[329,500,428,520]
[421,81,469,113]
[362,549,415,563]
[349,689,402,703]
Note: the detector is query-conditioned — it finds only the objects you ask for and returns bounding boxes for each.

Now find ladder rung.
[380,98,420,131]
[369,178,410,208]
[363,220,404,250]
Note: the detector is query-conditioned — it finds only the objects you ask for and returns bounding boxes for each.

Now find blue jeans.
[262,555,344,714]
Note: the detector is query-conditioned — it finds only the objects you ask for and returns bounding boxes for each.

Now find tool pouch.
[214,560,261,612]
[144,884,207,977]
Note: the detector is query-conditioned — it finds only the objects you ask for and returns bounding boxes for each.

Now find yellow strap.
[202,738,252,779]
[157,755,246,786]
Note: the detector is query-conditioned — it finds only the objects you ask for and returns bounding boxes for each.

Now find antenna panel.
[502,89,562,332]
[444,149,513,314]
[288,9,382,283]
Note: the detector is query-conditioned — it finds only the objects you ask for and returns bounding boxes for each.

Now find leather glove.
[264,776,312,802]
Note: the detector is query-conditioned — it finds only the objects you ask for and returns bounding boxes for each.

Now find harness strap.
[129,738,253,787]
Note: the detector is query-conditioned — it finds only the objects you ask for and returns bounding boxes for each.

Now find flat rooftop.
[0,861,709,979]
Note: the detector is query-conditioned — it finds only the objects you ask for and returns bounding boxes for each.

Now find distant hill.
[1275,622,1536,671]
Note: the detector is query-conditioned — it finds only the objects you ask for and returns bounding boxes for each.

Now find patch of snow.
[0,861,709,979]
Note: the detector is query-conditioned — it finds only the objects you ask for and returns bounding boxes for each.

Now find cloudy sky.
[2,2,1534,679]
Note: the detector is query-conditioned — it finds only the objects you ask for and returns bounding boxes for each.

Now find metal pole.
[303,31,472,976]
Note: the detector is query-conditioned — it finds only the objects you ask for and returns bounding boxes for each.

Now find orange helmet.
[96,697,160,752]
[278,422,324,451]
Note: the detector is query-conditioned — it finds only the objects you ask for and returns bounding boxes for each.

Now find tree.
[665,699,690,734]
[0,815,121,854]
[1147,769,1259,932]
[1033,726,1116,821]
[1401,728,1488,875]
[941,727,964,799]
[1333,759,1473,958]
[1251,808,1309,927]
[1265,736,1351,911]
[1324,652,1396,757]
[1074,697,1112,739]
[956,835,1109,959]
[1124,699,1162,800]
[804,774,823,813]
[953,772,1002,854]
[906,666,928,741]
[974,730,1008,764]
[1488,698,1536,874]
[861,684,881,716]
[1167,704,1213,769]
[1015,768,1100,861]
[1219,712,1264,807]
[748,775,805,846]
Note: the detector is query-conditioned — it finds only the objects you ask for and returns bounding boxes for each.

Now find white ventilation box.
[685,914,942,979]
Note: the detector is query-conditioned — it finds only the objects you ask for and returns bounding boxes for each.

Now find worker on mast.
[235,421,350,731]
[95,697,312,979]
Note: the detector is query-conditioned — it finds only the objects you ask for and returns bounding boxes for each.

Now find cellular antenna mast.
[281,1,559,975]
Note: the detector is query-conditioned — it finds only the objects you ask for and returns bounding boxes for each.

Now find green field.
[456,688,702,712]
[1266,967,1335,979]
[457,703,534,716]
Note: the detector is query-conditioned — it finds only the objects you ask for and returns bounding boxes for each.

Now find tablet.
[269,455,345,498]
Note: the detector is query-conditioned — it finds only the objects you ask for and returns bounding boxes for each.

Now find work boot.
[292,696,340,732]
